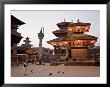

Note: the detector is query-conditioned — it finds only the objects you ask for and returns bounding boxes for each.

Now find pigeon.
[31,70,33,73]
[58,71,60,73]
[49,73,53,76]
[24,73,27,75]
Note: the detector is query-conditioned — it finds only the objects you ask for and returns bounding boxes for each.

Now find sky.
[11,10,100,49]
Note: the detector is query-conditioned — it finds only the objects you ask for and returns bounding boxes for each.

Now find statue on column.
[38,27,44,64]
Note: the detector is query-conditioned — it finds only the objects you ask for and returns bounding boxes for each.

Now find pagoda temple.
[21,37,33,48]
[17,37,35,63]
[17,37,33,54]
[11,15,25,65]
[47,19,98,65]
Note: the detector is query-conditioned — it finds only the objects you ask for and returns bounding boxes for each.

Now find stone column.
[38,28,44,64]
[39,38,42,59]
[68,48,72,58]
[65,47,69,58]
[54,46,57,54]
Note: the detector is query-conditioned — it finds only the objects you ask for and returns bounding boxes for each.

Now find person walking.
[23,61,28,75]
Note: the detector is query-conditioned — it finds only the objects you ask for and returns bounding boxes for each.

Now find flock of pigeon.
[24,69,65,76]
[49,71,65,76]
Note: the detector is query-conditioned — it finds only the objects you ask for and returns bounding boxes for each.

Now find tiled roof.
[57,21,91,27]
[52,29,67,33]
[65,34,97,40]
[69,23,91,26]
[48,34,97,42]
[47,38,63,42]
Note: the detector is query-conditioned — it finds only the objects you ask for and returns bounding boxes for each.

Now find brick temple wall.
[71,48,88,60]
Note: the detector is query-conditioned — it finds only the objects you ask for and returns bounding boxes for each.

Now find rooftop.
[11,15,25,25]
[65,34,97,40]
[52,29,67,33]
[57,19,91,28]
[47,34,97,42]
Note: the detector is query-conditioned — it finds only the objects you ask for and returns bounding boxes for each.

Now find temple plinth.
[47,19,98,65]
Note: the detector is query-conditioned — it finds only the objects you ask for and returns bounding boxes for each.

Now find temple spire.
[77,18,79,23]
[64,18,66,22]
[71,19,73,23]
[42,26,44,33]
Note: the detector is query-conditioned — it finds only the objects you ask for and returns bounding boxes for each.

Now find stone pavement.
[11,63,100,77]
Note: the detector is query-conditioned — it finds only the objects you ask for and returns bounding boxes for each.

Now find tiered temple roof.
[21,37,33,48]
[47,19,97,47]
[11,15,25,44]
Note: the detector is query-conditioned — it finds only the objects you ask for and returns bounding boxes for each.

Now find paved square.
[11,63,100,77]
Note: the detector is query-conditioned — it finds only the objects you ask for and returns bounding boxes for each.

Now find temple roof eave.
[47,39,98,45]
[52,30,67,33]
[21,44,33,47]
[47,35,97,43]
[56,22,91,28]
[68,23,91,26]
[48,39,97,43]
[11,15,25,25]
